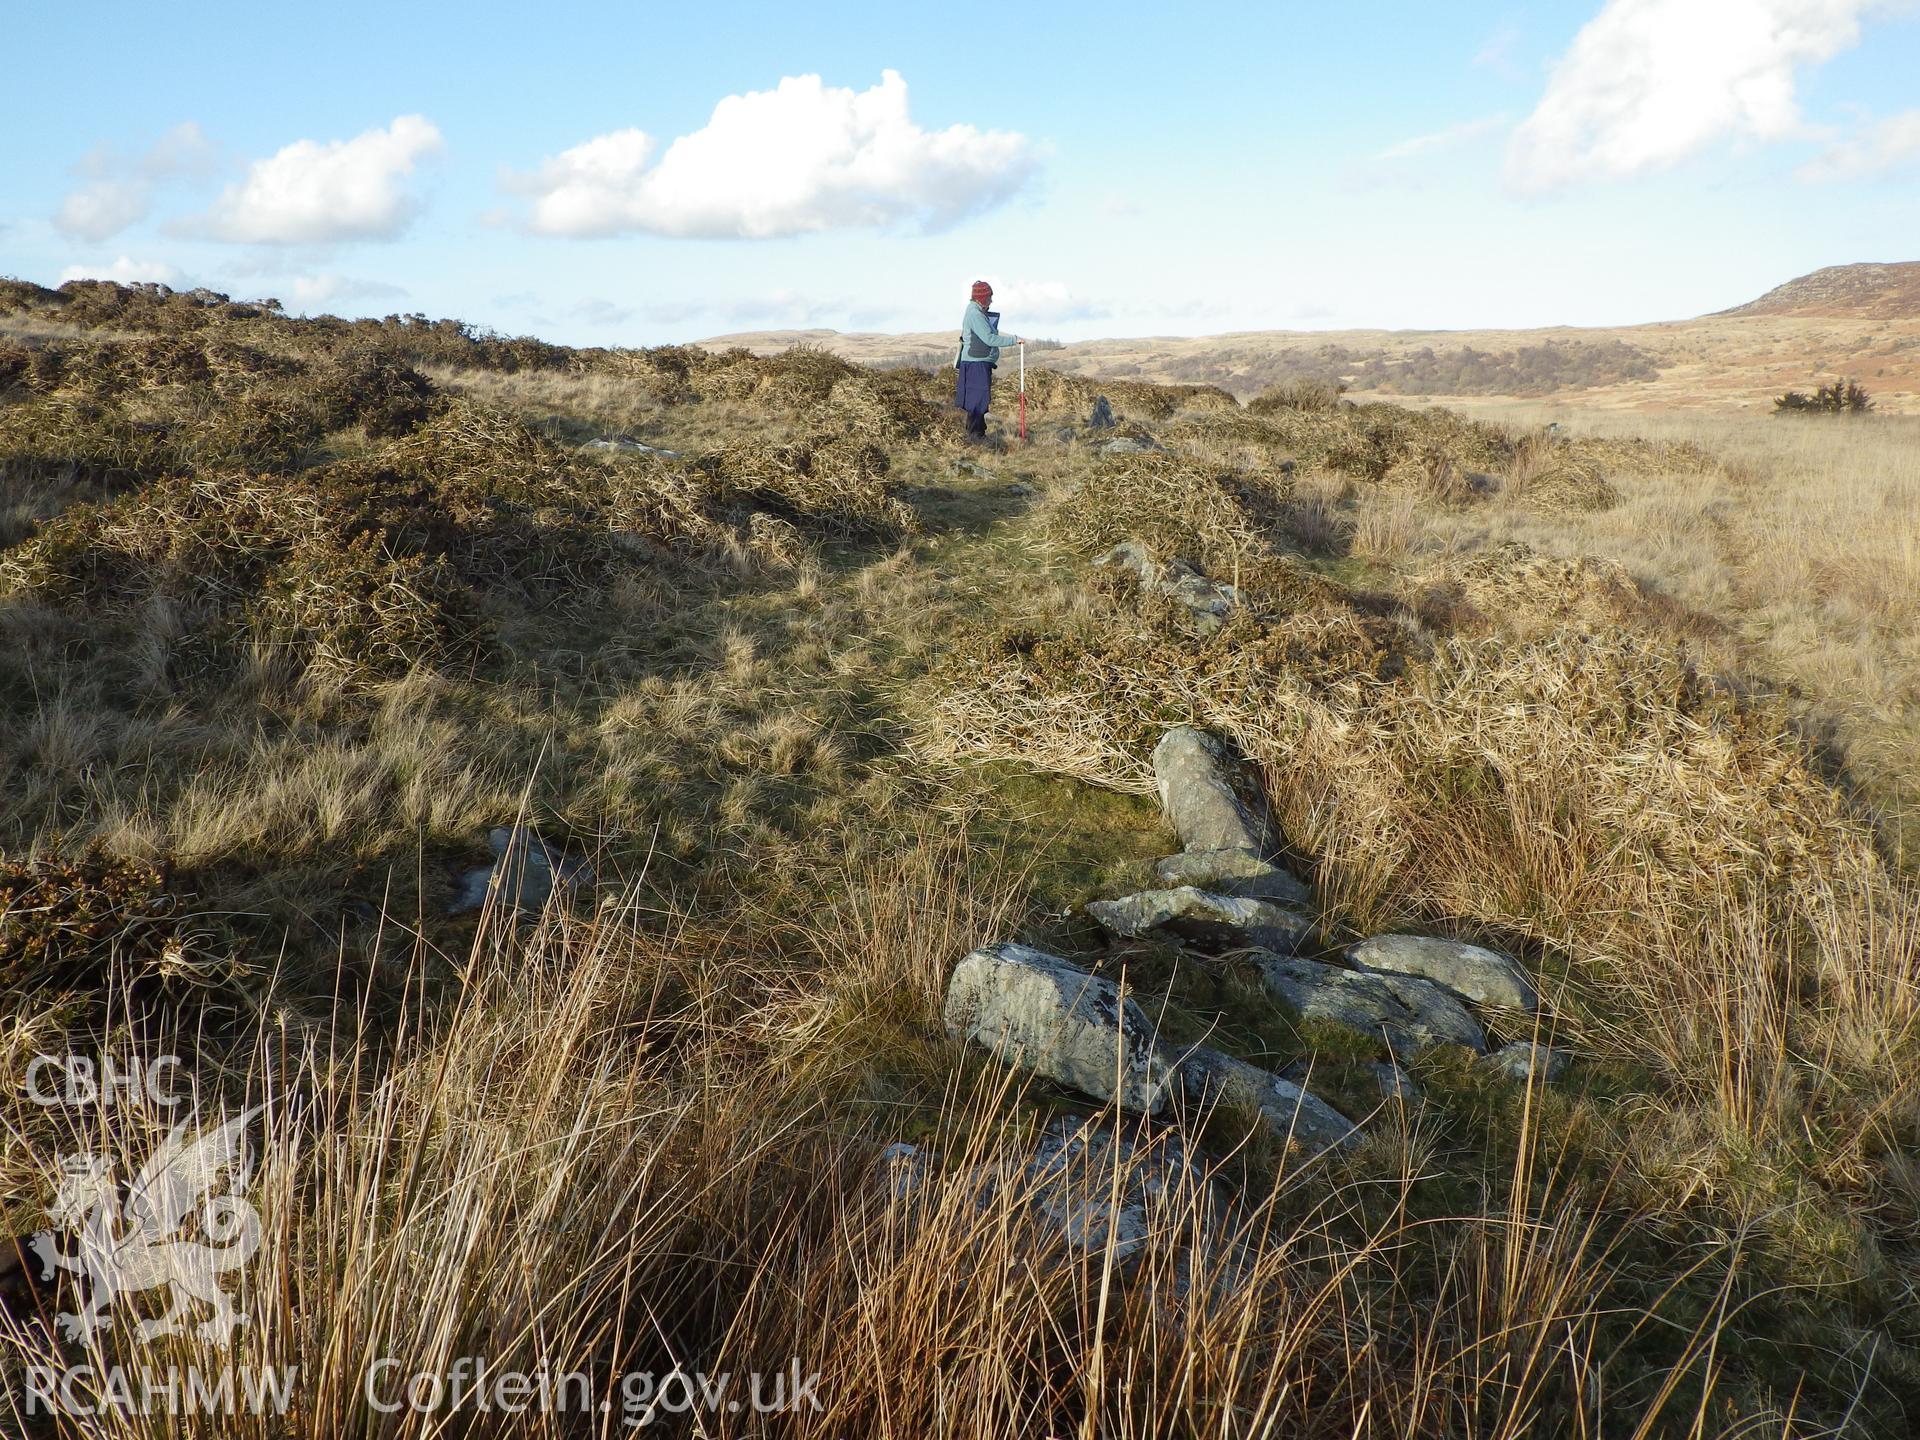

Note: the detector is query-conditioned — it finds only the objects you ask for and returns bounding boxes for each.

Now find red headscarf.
[970,280,993,306]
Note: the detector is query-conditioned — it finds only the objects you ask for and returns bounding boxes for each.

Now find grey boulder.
[1155,848,1310,905]
[1096,542,1243,634]
[1255,953,1487,1055]
[1347,934,1539,1013]
[944,943,1180,1115]
[1483,1041,1570,1084]
[1173,1045,1357,1152]
[1086,887,1313,956]
[1152,726,1270,854]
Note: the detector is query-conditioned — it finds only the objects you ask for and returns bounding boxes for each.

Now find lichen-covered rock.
[1154,848,1310,905]
[944,943,1180,1114]
[1097,542,1243,633]
[1173,1045,1357,1152]
[1086,887,1314,955]
[1347,934,1539,1013]
[1483,1040,1570,1083]
[1255,952,1487,1055]
[1151,726,1270,854]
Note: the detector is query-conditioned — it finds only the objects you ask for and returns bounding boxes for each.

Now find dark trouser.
[955,361,993,441]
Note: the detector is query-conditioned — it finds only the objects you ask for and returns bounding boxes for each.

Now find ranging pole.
[1018,342,1027,442]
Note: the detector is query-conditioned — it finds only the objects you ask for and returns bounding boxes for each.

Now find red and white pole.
[1018,342,1027,442]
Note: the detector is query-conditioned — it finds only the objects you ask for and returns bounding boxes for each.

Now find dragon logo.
[27,1108,263,1344]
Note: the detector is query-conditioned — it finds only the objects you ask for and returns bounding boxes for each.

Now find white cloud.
[283,273,407,313]
[54,122,218,241]
[140,121,217,179]
[56,181,151,242]
[507,70,1038,238]
[1377,114,1510,162]
[1799,108,1920,178]
[983,279,1110,324]
[58,256,187,287]
[1473,25,1524,77]
[194,115,443,244]
[1506,0,1885,194]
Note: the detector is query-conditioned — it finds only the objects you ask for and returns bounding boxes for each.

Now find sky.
[4,0,1918,345]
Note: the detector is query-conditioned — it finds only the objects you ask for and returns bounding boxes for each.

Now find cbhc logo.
[24,1055,184,1109]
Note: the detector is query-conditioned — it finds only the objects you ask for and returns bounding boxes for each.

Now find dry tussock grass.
[1,846,1803,1439]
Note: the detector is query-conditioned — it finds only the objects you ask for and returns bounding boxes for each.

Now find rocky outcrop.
[1086,886,1313,955]
[944,945,1356,1151]
[1155,848,1310,905]
[1347,934,1539,1013]
[1255,952,1487,1055]
[943,943,1180,1114]
[1097,542,1244,634]
[1152,726,1270,854]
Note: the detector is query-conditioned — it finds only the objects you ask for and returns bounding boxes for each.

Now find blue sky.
[5,0,1917,344]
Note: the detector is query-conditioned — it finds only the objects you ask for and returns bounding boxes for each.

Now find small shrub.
[1775,378,1873,414]
[0,847,181,993]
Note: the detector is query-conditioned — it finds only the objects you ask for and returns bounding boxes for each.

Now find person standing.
[954,280,1028,444]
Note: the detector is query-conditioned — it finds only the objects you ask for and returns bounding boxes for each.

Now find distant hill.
[1716,262,1920,319]
[696,262,1920,413]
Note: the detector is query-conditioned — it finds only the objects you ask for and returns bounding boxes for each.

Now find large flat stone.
[944,943,1180,1114]
[1347,934,1539,1013]
[1255,952,1487,1055]
[1086,887,1314,955]
[1154,848,1310,905]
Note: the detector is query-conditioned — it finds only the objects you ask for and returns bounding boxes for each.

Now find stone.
[1172,1045,1357,1152]
[951,456,998,481]
[878,1118,1224,1263]
[1366,1061,1422,1103]
[1152,726,1270,854]
[1254,953,1487,1055]
[1154,848,1310,905]
[1096,542,1244,634]
[875,1141,930,1202]
[449,825,593,916]
[944,943,1180,1115]
[1346,934,1539,1013]
[1086,887,1314,956]
[1088,395,1117,429]
[582,436,681,458]
[1483,1041,1570,1084]
[1005,480,1035,497]
[1024,1117,1222,1260]
[1101,436,1157,456]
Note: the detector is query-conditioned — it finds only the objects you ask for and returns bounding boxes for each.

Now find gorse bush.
[1775,378,1874,414]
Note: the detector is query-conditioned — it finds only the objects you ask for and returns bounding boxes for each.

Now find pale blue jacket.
[955,301,1020,368]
